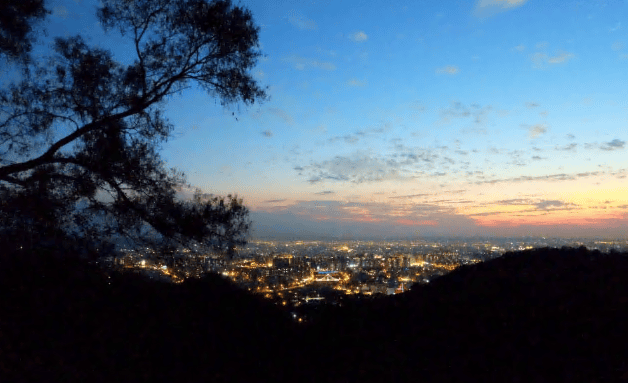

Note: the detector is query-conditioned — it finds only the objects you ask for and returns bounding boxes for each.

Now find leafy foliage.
[0,0,49,63]
[0,0,266,259]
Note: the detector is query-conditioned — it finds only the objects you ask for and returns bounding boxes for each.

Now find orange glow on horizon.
[472,208,627,228]
[396,219,438,226]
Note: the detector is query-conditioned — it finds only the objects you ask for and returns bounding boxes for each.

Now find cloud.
[267,108,294,125]
[611,41,624,51]
[525,102,539,108]
[388,194,431,199]
[347,78,366,87]
[391,144,440,166]
[311,125,327,134]
[283,55,336,71]
[473,171,601,185]
[513,44,525,51]
[349,31,368,42]
[473,0,528,18]
[303,152,407,184]
[264,199,287,203]
[555,143,577,152]
[314,190,335,195]
[326,123,390,145]
[530,53,548,68]
[439,101,492,126]
[535,200,566,210]
[600,139,625,151]
[547,51,575,64]
[526,124,548,139]
[531,50,575,68]
[261,130,273,138]
[609,22,621,32]
[435,65,460,75]
[316,47,337,57]
[495,198,533,205]
[409,101,426,113]
[250,199,482,239]
[299,141,468,186]
[327,135,360,144]
[440,101,470,119]
[287,11,317,30]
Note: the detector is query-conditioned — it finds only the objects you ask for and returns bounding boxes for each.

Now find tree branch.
[0,105,148,179]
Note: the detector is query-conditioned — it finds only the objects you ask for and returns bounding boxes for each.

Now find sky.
[30,0,628,239]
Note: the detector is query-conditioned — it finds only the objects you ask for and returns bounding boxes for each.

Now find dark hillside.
[306,246,628,382]
[0,250,300,383]
[2,246,628,382]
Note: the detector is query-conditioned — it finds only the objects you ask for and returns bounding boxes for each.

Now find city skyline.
[37,0,628,238]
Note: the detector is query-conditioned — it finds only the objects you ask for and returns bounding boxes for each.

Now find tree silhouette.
[0,0,267,260]
[0,0,49,63]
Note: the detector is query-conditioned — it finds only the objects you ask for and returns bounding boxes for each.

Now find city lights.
[107,237,628,308]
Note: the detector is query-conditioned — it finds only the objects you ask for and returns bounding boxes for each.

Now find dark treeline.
[2,245,628,382]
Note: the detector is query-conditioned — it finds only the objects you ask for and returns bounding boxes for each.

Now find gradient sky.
[36,0,628,238]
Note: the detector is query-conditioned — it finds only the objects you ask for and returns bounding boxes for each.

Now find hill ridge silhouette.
[2,246,627,382]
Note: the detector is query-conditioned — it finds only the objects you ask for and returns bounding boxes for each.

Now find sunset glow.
[44,0,628,238]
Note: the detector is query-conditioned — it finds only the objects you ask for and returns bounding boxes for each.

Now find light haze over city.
[40,0,628,239]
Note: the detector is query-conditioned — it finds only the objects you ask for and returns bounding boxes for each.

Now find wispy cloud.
[283,55,336,71]
[264,199,287,203]
[316,47,337,57]
[525,102,539,108]
[441,101,470,119]
[527,124,548,139]
[473,171,602,185]
[547,51,575,64]
[349,31,368,42]
[267,108,294,125]
[473,0,528,18]
[600,139,625,151]
[435,65,460,75]
[439,101,492,126]
[388,193,431,199]
[305,152,406,184]
[513,44,526,52]
[555,143,577,152]
[326,123,390,145]
[535,200,567,209]
[531,50,575,68]
[298,142,475,185]
[494,198,533,205]
[261,130,273,138]
[314,190,335,195]
[287,10,317,30]
[347,78,366,87]
[310,125,327,134]
[251,199,482,239]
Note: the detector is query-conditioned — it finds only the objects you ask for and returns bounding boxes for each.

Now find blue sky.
[34,0,628,238]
